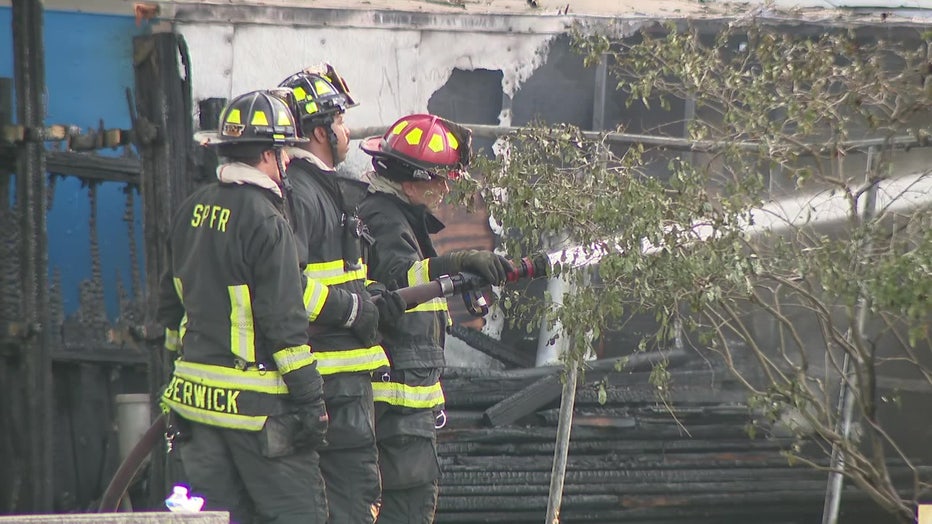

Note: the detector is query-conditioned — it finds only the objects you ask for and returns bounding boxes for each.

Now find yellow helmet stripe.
[251,111,269,126]
[226,109,242,124]
[428,133,444,152]
[277,110,292,126]
[314,79,334,95]
[405,128,423,146]
[391,120,409,135]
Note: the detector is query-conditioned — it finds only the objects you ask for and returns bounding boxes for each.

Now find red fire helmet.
[360,114,472,180]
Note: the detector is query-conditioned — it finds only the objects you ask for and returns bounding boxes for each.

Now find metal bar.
[351,124,928,154]
[13,0,52,511]
[821,146,879,524]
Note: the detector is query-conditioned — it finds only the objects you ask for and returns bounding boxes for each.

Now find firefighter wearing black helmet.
[159,90,330,524]
[358,114,512,524]
[276,65,406,523]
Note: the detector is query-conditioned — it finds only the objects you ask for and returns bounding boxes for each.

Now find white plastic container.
[114,393,152,462]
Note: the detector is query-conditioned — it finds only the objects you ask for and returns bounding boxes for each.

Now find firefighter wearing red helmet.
[159,90,329,523]
[359,114,512,524]
[276,65,406,523]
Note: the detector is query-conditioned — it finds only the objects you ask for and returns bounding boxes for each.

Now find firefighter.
[359,114,512,523]
[158,90,330,524]
[276,65,407,523]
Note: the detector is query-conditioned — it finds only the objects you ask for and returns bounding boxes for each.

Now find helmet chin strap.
[275,148,292,193]
[325,124,340,169]
[275,147,298,226]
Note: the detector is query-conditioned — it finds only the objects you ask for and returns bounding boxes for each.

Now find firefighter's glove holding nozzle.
[431,250,513,286]
[367,282,406,328]
[344,293,380,347]
[280,360,329,449]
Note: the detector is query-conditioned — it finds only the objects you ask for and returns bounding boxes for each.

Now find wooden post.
[12,0,52,512]
[132,31,196,507]
[0,75,14,514]
[544,352,579,524]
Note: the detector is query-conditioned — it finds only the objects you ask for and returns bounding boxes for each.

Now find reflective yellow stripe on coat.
[406,259,450,318]
[304,259,367,286]
[228,284,257,364]
[314,346,389,375]
[372,381,445,409]
[161,359,290,431]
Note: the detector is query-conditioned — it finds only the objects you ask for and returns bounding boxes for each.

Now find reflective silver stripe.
[164,328,181,352]
[408,259,431,286]
[305,259,367,285]
[174,360,288,394]
[342,294,360,327]
[304,275,329,320]
[172,277,188,348]
[162,399,266,431]
[173,277,184,303]
[179,314,188,343]
[314,346,389,375]
[372,381,445,409]
[273,345,316,374]
[408,297,448,313]
[228,284,256,363]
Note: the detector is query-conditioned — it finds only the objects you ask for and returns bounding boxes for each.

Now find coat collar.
[215,162,282,198]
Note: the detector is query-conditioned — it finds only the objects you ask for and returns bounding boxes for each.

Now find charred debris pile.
[434,349,897,523]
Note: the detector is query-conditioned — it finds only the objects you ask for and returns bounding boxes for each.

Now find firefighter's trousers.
[319,371,381,523]
[179,419,328,524]
[375,403,441,524]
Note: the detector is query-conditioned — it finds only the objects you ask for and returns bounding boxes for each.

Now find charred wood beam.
[482,372,561,427]
[439,478,831,496]
[133,31,196,507]
[437,436,798,456]
[436,466,826,487]
[13,0,53,511]
[446,348,690,381]
[47,152,140,183]
[481,349,690,427]
[442,450,798,472]
[433,503,872,524]
[448,324,533,368]
[440,422,765,444]
[0,123,134,150]
[51,349,148,366]
[0,78,10,129]
[0,148,141,184]
[443,350,695,409]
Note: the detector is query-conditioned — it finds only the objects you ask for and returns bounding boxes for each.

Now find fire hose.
[386,252,549,316]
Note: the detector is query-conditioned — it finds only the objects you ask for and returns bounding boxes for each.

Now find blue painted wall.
[0,7,146,320]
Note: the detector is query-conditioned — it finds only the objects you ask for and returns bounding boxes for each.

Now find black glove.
[293,398,329,449]
[367,282,407,328]
[432,250,513,286]
[345,293,380,346]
